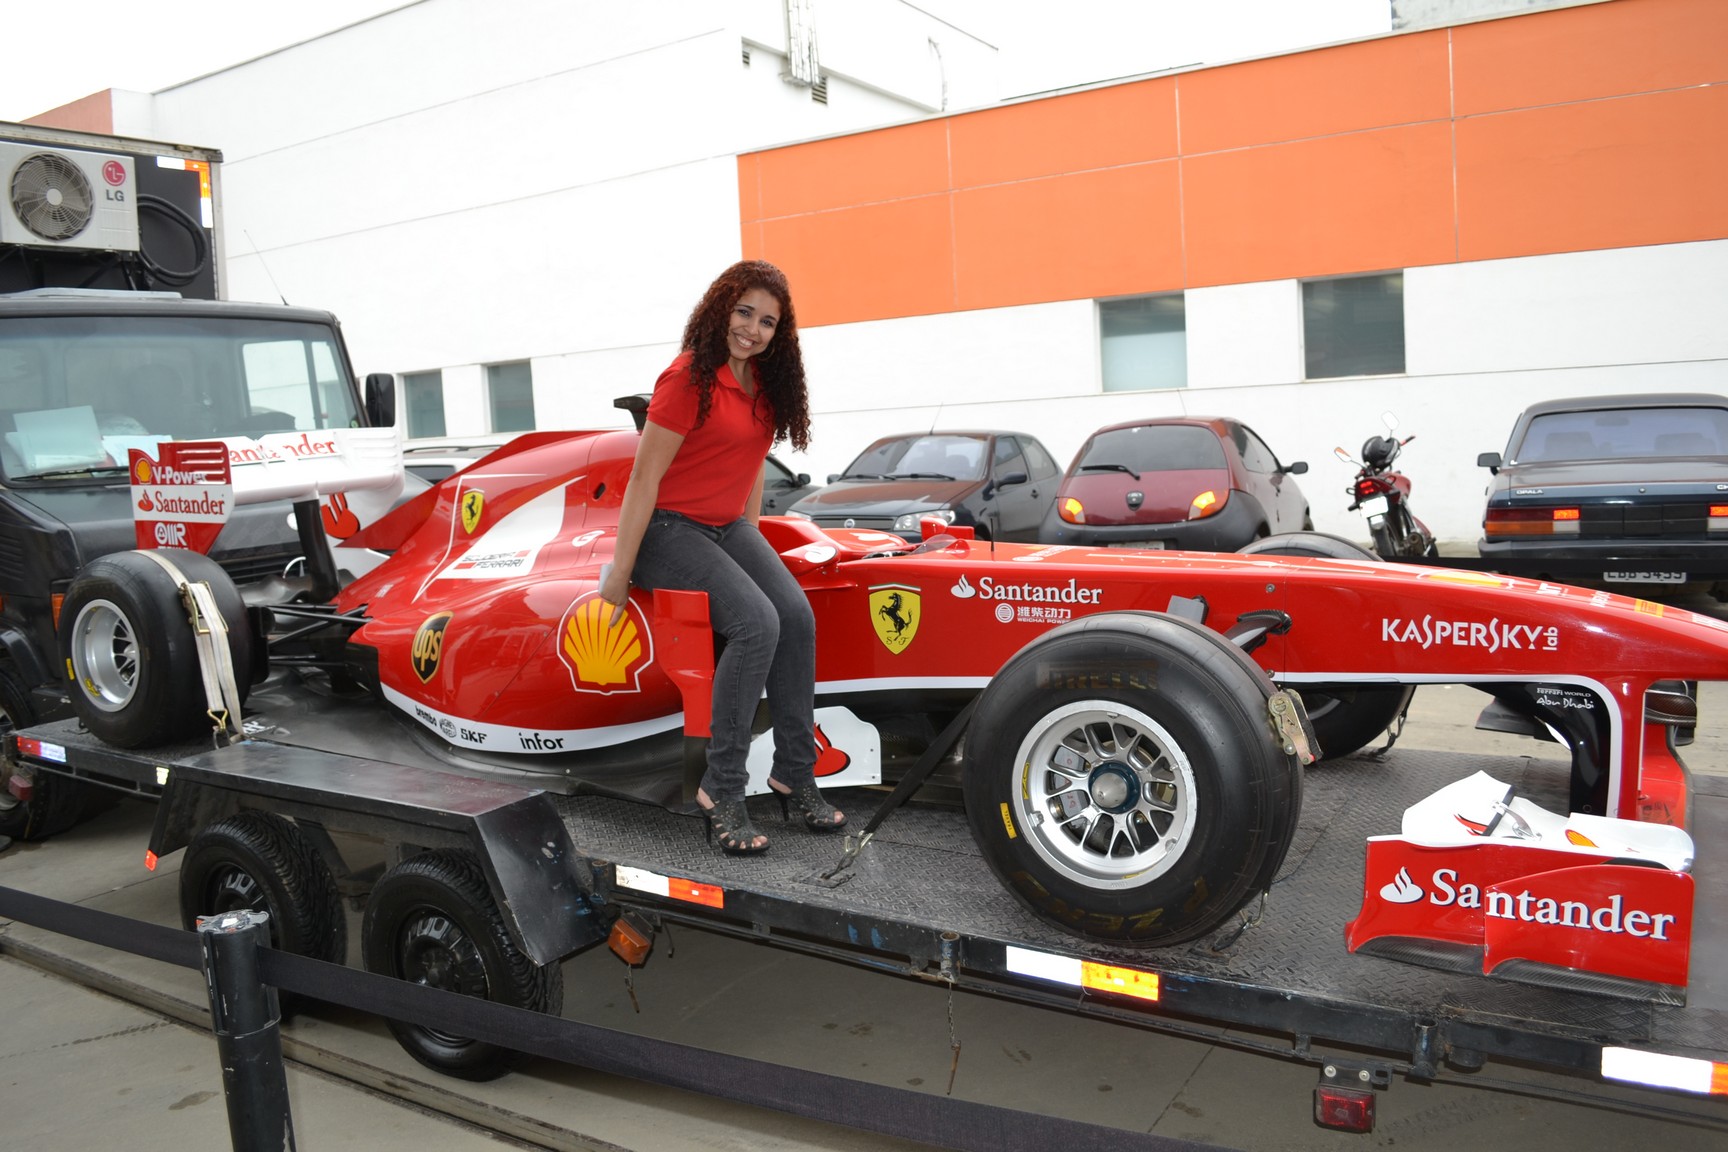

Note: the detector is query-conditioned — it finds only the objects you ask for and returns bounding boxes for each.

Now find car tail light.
[1483,507,1581,537]
[1710,505,1728,533]
[1059,496,1085,524]
[1187,490,1223,520]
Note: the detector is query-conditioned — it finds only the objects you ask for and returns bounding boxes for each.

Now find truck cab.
[0,289,403,829]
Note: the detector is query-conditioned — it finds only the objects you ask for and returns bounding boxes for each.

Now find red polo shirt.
[646,351,773,526]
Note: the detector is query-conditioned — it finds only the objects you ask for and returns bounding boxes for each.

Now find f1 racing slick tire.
[362,850,564,1081]
[179,811,346,1012]
[1239,532,1415,760]
[59,549,253,749]
[963,612,1304,947]
[0,659,88,841]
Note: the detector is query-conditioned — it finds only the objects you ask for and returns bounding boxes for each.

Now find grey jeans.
[630,509,817,803]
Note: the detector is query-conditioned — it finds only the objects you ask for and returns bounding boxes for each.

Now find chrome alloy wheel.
[67,598,141,713]
[1011,700,1198,890]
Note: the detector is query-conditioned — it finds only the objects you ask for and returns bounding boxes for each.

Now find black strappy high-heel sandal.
[768,777,846,832]
[701,797,770,855]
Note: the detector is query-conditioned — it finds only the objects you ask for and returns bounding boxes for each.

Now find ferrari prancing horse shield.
[869,584,920,654]
[461,489,485,534]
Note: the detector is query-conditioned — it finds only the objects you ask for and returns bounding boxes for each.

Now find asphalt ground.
[4,592,1728,1150]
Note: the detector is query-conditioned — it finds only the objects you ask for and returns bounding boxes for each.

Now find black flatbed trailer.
[7,675,1728,1126]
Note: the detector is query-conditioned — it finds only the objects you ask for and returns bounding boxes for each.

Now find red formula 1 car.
[56,427,1728,951]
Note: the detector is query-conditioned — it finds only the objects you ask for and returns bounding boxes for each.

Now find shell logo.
[133,457,154,484]
[558,591,654,693]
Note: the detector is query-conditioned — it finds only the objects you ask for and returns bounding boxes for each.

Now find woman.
[599,260,844,855]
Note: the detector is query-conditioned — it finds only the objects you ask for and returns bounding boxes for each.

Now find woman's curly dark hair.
[681,260,811,452]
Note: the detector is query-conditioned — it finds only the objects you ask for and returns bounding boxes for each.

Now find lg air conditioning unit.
[0,141,140,252]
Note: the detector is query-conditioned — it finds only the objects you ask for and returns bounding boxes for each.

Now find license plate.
[1604,570,1686,584]
[1107,540,1166,549]
[1358,495,1389,517]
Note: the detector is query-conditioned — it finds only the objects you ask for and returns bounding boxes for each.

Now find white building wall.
[105,0,998,434]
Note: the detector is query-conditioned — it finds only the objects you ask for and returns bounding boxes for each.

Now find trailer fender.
[147,746,603,967]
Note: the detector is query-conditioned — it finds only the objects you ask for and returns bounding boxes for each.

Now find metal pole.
[198,909,296,1152]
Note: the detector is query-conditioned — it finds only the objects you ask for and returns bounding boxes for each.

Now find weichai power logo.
[411,612,453,683]
[558,591,653,693]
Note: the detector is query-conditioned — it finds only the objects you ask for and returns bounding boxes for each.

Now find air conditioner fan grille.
[10,152,94,241]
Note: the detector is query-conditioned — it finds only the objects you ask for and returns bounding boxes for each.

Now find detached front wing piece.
[1346,770,1696,997]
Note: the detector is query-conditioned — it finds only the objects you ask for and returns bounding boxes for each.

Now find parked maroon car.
[1040,416,1310,551]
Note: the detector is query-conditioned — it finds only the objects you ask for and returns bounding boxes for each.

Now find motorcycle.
[1335,414,1437,560]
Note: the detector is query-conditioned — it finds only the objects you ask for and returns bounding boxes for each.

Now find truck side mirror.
[364,373,396,429]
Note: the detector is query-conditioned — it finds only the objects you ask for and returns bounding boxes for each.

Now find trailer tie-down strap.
[136,549,244,743]
[823,696,978,880]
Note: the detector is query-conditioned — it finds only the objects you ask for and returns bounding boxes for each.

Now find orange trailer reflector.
[614,865,725,909]
[1006,945,1160,1002]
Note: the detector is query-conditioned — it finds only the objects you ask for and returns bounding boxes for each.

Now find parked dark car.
[1476,392,1728,595]
[788,430,1061,541]
[1040,416,1309,551]
[760,451,820,514]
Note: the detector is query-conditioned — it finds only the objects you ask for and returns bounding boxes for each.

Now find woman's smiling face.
[727,287,780,363]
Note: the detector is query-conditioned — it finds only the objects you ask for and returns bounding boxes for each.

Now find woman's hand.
[598,563,632,628]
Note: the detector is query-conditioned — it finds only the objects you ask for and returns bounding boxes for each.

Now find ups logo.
[411,612,454,683]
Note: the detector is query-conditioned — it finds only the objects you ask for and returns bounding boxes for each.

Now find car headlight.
[893,508,957,532]
[785,509,813,520]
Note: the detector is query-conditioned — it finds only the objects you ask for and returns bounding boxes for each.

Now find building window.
[403,370,446,439]
[1302,273,1405,379]
[487,361,536,433]
[1100,294,1186,392]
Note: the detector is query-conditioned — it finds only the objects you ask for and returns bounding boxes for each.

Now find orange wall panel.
[1183,122,1458,286]
[736,152,762,224]
[1453,0,1727,116]
[1457,83,1728,262]
[1178,33,1452,154]
[24,91,115,135]
[751,119,950,220]
[737,0,1725,327]
[754,196,955,327]
[949,79,1178,187]
[951,163,1183,310]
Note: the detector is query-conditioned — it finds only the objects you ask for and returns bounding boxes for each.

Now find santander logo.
[1379,866,1678,940]
[1379,867,1424,904]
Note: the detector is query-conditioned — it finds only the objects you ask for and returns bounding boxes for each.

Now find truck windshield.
[0,314,360,481]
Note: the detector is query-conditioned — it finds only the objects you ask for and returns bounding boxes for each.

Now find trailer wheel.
[963,613,1301,946]
[0,659,88,841]
[179,812,347,966]
[59,549,252,748]
[1239,532,1415,759]
[362,850,563,1081]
